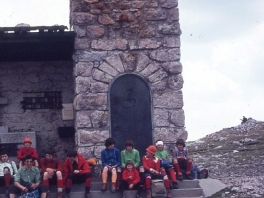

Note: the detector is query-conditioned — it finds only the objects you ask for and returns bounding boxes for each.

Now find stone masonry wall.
[71,0,187,159]
[0,61,75,159]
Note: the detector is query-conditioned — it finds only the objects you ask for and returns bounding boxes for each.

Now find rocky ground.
[187,118,264,198]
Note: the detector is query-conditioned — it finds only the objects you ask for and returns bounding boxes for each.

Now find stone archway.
[110,74,152,156]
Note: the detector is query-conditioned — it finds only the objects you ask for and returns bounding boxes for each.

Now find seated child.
[155,140,178,188]
[143,145,172,198]
[121,160,143,198]
[101,138,121,192]
[172,139,193,180]
[17,137,39,168]
[40,149,63,198]
[63,150,92,198]
[121,139,144,184]
[0,150,18,195]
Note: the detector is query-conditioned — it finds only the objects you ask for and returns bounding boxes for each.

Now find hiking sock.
[57,179,63,192]
[145,177,151,189]
[85,177,92,187]
[186,161,192,174]
[173,163,182,175]
[169,168,177,182]
[4,173,11,187]
[164,179,170,189]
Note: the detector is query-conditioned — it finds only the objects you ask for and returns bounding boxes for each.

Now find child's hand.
[129,184,134,189]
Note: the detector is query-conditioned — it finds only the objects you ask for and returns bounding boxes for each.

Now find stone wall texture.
[0,62,75,159]
[71,0,187,159]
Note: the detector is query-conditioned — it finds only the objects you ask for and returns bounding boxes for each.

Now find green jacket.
[121,148,140,167]
[15,166,41,186]
[155,149,170,161]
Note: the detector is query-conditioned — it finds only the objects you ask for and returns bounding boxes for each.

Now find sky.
[1,0,264,141]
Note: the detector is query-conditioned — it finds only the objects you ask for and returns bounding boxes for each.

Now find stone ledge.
[0,132,36,148]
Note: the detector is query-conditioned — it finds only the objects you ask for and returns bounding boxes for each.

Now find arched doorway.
[110,74,153,158]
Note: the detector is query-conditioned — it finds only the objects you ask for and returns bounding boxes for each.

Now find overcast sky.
[1,0,264,141]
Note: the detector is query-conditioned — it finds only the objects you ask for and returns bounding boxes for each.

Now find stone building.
[0,0,186,160]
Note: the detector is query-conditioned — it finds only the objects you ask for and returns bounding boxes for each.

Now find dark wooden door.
[110,74,152,159]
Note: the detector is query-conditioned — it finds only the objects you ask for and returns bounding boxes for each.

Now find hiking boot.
[146,190,151,198]
[186,174,193,180]
[178,175,183,181]
[136,194,142,198]
[167,190,172,198]
[101,184,107,191]
[85,193,92,198]
[111,184,116,193]
[172,182,178,189]
[56,192,63,198]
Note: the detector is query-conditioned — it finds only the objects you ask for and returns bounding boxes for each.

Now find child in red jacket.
[121,160,143,198]
[143,145,172,198]
[63,150,92,198]
[17,137,39,168]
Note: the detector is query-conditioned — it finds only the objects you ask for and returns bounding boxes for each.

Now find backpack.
[151,179,166,195]
[200,168,209,179]
[18,189,39,198]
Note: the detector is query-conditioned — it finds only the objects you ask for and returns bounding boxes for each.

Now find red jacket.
[40,158,63,172]
[17,147,38,160]
[62,153,90,181]
[142,155,160,172]
[122,168,140,185]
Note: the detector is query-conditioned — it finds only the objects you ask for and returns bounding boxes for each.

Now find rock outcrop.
[188,118,264,198]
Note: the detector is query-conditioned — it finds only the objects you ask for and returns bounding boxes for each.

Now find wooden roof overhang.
[0,26,75,62]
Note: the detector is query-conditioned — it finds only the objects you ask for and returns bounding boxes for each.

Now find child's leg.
[168,167,177,185]
[139,166,145,186]
[186,159,193,175]
[173,159,182,176]
[111,167,117,192]
[116,167,121,190]
[101,166,108,191]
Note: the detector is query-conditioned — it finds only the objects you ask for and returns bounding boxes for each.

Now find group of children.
[0,136,196,198]
[100,138,194,198]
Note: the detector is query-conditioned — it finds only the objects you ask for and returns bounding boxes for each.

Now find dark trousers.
[65,173,92,194]
[8,184,48,195]
[120,180,143,195]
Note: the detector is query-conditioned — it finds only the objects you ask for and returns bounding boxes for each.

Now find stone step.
[0,180,204,198]
[28,188,204,198]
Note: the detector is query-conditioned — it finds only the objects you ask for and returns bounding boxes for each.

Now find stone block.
[153,90,183,109]
[0,126,8,133]
[150,48,180,62]
[0,132,36,148]
[0,98,8,105]
[144,8,167,21]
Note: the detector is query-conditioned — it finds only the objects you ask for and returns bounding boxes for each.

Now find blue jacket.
[101,147,121,167]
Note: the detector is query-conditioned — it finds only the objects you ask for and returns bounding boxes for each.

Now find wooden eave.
[0,26,75,62]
